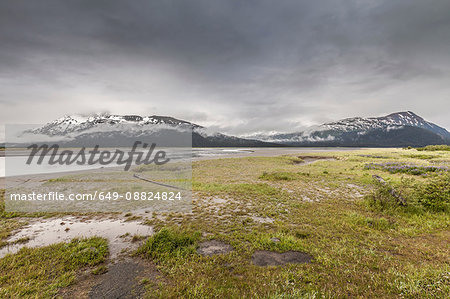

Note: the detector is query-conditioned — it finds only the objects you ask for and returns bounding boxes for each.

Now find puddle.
[252,250,312,266]
[0,217,153,258]
[197,240,233,256]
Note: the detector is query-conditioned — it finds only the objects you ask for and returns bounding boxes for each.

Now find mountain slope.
[23,114,277,147]
[257,111,450,147]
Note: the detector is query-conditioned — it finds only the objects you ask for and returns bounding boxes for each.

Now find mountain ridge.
[12,111,450,147]
[257,111,450,147]
[22,113,277,147]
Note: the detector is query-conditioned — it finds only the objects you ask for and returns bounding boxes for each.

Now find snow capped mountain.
[320,111,449,138]
[12,111,449,148]
[255,111,450,147]
[22,114,274,147]
[30,114,202,136]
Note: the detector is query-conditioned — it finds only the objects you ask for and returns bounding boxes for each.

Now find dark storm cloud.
[0,0,449,134]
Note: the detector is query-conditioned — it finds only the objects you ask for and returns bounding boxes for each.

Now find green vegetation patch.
[137,226,200,263]
[0,237,108,298]
[416,174,450,212]
[415,145,450,151]
[259,171,298,181]
[366,174,450,213]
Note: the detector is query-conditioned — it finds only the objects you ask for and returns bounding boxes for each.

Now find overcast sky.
[1,0,449,135]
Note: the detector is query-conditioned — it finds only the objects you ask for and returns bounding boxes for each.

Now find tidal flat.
[0,148,449,298]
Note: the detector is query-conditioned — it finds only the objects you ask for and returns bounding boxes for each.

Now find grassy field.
[0,148,449,298]
[0,237,108,298]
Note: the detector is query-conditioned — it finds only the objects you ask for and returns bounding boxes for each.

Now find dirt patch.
[87,258,161,299]
[197,240,233,256]
[252,250,312,266]
[60,258,163,299]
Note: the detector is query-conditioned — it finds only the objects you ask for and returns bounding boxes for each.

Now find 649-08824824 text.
[9,191,183,201]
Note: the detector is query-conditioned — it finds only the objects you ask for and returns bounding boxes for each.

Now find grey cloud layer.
[1,0,449,134]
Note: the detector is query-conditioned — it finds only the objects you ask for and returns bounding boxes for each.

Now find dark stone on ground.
[88,261,145,299]
[252,250,312,266]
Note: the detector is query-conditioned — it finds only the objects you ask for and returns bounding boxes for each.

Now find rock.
[252,250,312,266]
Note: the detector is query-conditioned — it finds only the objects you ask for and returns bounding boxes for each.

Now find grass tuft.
[137,227,200,263]
[260,171,298,181]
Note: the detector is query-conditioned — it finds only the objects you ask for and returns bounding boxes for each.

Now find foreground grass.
[141,148,449,298]
[0,237,108,298]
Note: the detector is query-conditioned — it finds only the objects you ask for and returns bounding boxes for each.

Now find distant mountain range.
[251,111,450,147]
[21,114,276,147]
[8,111,450,147]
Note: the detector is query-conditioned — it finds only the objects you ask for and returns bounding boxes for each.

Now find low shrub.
[366,174,449,213]
[416,145,450,151]
[365,181,402,212]
[416,174,450,212]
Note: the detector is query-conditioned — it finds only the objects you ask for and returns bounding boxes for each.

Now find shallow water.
[0,217,153,258]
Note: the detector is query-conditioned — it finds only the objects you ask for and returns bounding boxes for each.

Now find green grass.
[0,218,28,249]
[1,148,449,298]
[0,237,108,298]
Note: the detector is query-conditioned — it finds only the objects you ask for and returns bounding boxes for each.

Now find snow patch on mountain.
[319,111,433,133]
[29,114,202,138]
